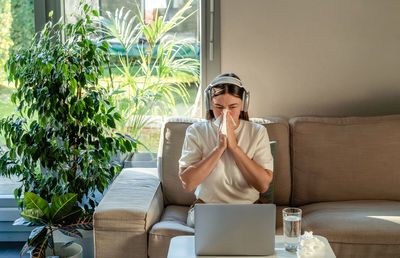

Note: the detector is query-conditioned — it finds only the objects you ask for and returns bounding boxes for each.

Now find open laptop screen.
[194,203,276,256]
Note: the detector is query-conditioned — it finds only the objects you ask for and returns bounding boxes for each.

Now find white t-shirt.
[178,119,273,204]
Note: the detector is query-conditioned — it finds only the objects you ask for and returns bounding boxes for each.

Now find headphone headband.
[204,75,250,112]
[209,77,243,88]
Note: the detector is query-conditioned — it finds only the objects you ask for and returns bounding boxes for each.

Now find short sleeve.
[178,125,203,169]
[252,126,274,171]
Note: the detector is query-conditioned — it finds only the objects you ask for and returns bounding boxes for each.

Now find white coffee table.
[167,235,336,258]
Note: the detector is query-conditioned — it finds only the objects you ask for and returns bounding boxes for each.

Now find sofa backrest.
[158,117,291,206]
[290,115,400,206]
[157,117,202,206]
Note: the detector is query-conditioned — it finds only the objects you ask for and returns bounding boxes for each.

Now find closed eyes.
[215,104,239,109]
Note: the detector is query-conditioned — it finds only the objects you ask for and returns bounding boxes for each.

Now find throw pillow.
[259,141,276,203]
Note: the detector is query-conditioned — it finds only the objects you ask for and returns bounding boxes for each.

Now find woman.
[178,73,274,227]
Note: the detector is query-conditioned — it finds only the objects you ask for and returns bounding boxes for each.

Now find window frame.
[201,0,221,118]
[34,0,63,32]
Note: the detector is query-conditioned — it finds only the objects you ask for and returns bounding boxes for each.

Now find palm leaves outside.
[98,0,199,148]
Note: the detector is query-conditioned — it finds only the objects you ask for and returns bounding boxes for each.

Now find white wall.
[220,0,400,118]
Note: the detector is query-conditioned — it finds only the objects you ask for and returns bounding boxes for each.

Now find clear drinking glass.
[282,207,302,252]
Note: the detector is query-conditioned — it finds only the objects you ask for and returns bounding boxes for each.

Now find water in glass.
[283,215,301,252]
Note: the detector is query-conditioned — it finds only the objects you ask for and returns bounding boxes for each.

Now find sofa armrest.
[94,168,164,258]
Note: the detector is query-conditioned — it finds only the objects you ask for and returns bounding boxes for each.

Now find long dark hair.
[206,73,249,121]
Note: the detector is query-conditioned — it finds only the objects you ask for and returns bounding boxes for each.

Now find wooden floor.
[0,242,29,258]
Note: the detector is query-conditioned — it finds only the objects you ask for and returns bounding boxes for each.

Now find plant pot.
[30,242,82,258]
[53,229,93,258]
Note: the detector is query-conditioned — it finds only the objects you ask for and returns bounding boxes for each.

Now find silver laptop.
[194,203,276,256]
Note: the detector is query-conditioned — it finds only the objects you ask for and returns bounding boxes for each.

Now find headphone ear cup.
[243,91,250,112]
[204,89,211,111]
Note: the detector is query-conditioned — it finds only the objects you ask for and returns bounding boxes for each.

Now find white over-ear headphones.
[204,76,250,112]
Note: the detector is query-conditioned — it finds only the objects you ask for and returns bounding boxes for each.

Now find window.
[1,0,222,159]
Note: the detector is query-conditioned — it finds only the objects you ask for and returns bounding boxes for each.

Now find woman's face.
[211,93,242,126]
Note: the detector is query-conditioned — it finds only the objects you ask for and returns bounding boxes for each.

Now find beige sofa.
[94,115,400,258]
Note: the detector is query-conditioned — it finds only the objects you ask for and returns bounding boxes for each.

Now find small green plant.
[0,4,135,212]
[99,0,199,147]
[14,192,91,258]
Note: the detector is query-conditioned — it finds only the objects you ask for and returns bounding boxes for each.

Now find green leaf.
[24,192,50,219]
[83,4,90,13]
[50,193,78,222]
[124,140,132,152]
[11,93,16,103]
[62,215,93,231]
[55,207,82,224]
[58,228,83,239]
[31,233,48,258]
[107,118,116,128]
[113,112,121,120]
[44,64,52,75]
[71,77,77,93]
[20,209,45,225]
[62,63,68,75]
[28,226,47,247]
[92,10,99,17]
[20,226,47,257]
[17,146,23,156]
[14,187,22,200]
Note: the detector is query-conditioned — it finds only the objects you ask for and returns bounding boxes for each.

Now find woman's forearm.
[179,146,225,192]
[229,145,273,193]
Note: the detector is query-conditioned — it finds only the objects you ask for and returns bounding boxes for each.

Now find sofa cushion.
[148,205,194,258]
[329,242,400,258]
[290,115,400,206]
[301,200,400,246]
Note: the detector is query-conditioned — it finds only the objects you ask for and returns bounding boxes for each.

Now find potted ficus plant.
[0,3,135,257]
[14,192,90,258]
[0,5,135,212]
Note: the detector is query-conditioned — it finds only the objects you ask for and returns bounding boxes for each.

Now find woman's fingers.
[217,134,227,151]
[216,115,227,150]
[218,115,223,132]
